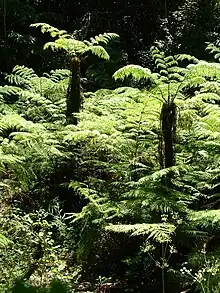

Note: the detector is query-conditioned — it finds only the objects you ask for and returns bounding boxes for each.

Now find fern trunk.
[160,102,177,168]
[66,57,81,125]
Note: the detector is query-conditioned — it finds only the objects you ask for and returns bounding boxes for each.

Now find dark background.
[1,0,220,76]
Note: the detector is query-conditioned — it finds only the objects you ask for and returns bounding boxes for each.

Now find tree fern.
[113,46,184,168]
[31,22,119,125]
[31,22,118,60]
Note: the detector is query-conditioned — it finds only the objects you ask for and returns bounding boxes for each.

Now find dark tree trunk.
[3,0,10,72]
[66,57,81,125]
[159,102,177,168]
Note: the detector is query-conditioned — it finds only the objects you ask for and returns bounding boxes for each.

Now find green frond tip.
[43,42,62,51]
[0,85,21,97]
[84,45,110,60]
[6,65,37,88]
[30,23,69,38]
[113,65,152,81]
[0,233,12,247]
[175,54,199,64]
[105,223,175,242]
[136,165,190,186]
[189,210,220,228]
[206,42,220,60]
[89,33,119,45]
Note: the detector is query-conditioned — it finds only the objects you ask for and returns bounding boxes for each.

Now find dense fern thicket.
[2,7,220,293]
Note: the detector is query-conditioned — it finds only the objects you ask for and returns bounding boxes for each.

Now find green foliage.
[0,207,70,293]
[11,279,72,293]
[4,65,68,123]
[0,233,12,247]
[67,46,220,292]
[206,41,220,61]
[3,15,220,293]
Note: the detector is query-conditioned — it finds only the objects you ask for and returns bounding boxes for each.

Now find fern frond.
[113,65,153,81]
[175,54,199,64]
[206,42,220,61]
[136,165,191,186]
[0,86,21,98]
[105,223,176,242]
[11,65,37,79]
[0,147,23,173]
[83,45,110,60]
[187,62,220,80]
[200,81,220,95]
[46,69,70,82]
[88,33,119,45]
[189,210,220,229]
[0,233,12,247]
[30,23,69,38]
[6,65,38,89]
[0,113,36,136]
[195,92,220,102]
[43,41,66,51]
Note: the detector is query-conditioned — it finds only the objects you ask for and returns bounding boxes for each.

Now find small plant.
[180,245,220,293]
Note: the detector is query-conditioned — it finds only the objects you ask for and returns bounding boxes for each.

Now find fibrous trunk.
[66,57,81,125]
[159,102,177,168]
